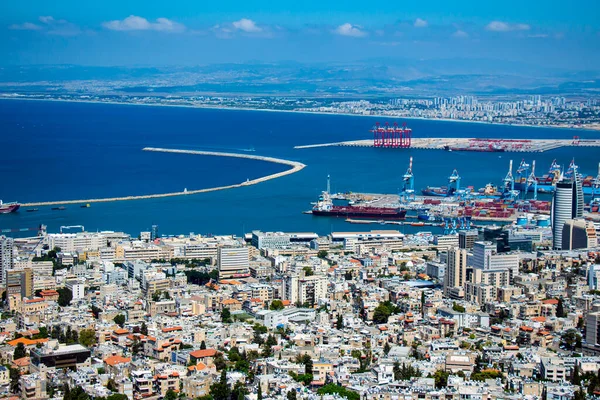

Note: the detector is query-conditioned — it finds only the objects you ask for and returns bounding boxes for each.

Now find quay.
[21,148,306,207]
[295,137,600,152]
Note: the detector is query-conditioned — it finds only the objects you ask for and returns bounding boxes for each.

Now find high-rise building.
[562,218,598,250]
[458,230,478,250]
[283,273,328,306]
[217,247,250,279]
[443,247,468,298]
[552,175,583,250]
[586,308,600,347]
[0,236,14,285]
[5,268,33,298]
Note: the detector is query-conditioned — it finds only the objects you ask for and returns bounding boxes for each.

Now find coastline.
[21,148,306,207]
[1,96,598,133]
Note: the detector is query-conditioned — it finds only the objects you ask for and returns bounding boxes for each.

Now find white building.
[552,177,583,250]
[47,232,108,253]
[218,247,250,279]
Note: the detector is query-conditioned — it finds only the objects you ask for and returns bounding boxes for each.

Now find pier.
[295,137,600,152]
[21,148,306,207]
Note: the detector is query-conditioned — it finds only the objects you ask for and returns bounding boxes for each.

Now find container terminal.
[295,121,600,152]
[307,155,600,229]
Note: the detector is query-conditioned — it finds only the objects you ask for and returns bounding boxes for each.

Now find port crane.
[503,160,515,192]
[400,157,415,202]
[525,160,538,200]
[448,169,461,193]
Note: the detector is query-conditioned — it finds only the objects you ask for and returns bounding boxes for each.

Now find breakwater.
[21,148,306,207]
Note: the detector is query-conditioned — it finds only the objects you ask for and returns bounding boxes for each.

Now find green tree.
[209,370,230,400]
[257,386,263,400]
[164,390,177,400]
[286,390,297,400]
[317,250,328,259]
[113,314,126,328]
[556,298,566,318]
[221,308,232,323]
[383,341,391,355]
[13,342,27,360]
[270,300,284,311]
[79,328,97,348]
[8,366,19,394]
[140,322,148,336]
[107,378,118,392]
[213,353,227,371]
[302,266,314,276]
[231,381,248,400]
[317,384,360,400]
[57,287,73,307]
[471,370,503,381]
[336,314,344,330]
[433,369,450,389]
[200,340,207,350]
[372,301,399,324]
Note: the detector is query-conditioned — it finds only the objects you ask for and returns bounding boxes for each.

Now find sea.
[1,99,599,238]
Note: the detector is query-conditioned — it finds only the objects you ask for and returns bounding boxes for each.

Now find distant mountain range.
[0,59,598,97]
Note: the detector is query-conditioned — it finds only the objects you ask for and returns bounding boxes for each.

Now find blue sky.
[2,0,599,69]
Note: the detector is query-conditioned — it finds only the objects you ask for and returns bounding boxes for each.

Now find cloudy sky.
[2,0,599,70]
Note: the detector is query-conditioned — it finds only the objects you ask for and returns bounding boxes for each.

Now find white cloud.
[452,30,469,38]
[102,15,184,32]
[485,20,530,32]
[39,16,56,24]
[8,22,42,30]
[232,18,262,33]
[334,23,367,37]
[414,18,428,28]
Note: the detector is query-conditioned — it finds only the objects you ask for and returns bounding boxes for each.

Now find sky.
[2,0,600,70]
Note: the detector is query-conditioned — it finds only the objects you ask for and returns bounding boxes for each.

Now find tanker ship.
[0,200,20,214]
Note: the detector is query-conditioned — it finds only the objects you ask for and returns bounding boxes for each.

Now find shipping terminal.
[306,122,600,227]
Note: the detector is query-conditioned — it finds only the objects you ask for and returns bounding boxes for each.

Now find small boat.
[411,222,425,227]
[0,200,20,214]
[51,206,66,211]
[26,208,39,212]
[80,204,90,208]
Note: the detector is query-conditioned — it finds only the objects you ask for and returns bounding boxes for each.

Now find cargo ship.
[311,179,406,220]
[444,144,505,152]
[0,200,20,214]
[421,186,456,197]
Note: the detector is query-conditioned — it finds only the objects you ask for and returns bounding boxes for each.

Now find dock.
[21,148,306,207]
[295,137,600,153]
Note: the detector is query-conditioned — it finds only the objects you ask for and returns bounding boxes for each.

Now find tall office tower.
[217,247,250,279]
[458,230,478,250]
[562,218,598,250]
[0,236,14,285]
[443,247,468,298]
[552,174,583,250]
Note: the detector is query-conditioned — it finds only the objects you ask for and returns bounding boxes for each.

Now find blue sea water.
[1,99,599,237]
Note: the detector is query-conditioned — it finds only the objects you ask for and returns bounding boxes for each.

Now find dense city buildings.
[3,93,600,129]
[0,214,599,399]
